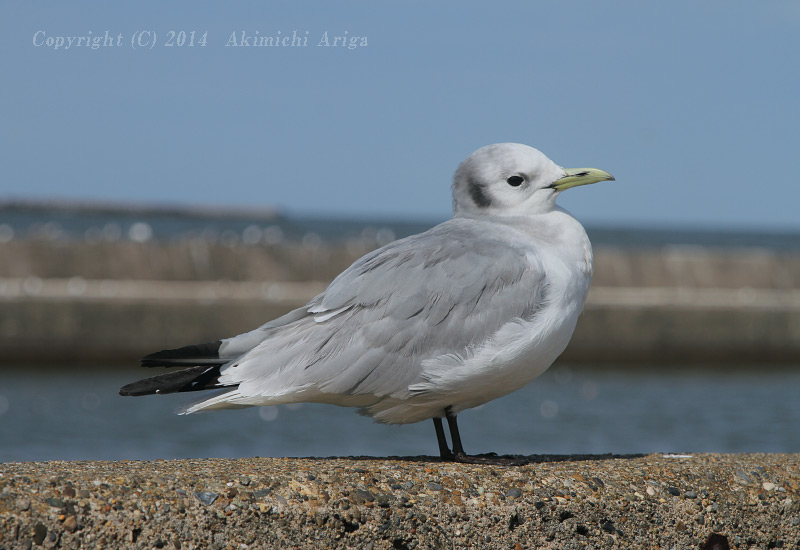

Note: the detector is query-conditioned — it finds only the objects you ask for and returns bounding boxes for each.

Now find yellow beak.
[550,167,615,191]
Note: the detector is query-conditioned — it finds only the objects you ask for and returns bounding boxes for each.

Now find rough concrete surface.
[2,454,799,549]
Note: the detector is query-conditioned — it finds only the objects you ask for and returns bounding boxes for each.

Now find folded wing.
[181,217,547,413]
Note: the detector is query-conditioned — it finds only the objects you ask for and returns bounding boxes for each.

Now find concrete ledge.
[3,240,800,364]
[1,454,799,549]
[4,282,800,364]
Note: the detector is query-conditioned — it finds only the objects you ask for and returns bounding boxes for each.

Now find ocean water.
[2,363,799,463]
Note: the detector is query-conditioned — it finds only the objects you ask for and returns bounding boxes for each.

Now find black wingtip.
[120,365,231,396]
[140,340,224,367]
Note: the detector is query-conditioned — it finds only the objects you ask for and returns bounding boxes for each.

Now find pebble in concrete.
[1,453,799,549]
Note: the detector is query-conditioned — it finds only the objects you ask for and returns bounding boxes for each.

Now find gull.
[120,143,614,463]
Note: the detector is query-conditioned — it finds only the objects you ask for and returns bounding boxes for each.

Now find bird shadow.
[302,452,647,466]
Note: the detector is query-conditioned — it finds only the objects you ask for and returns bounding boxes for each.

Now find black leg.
[445,406,466,457]
[432,417,453,460]
[439,405,526,466]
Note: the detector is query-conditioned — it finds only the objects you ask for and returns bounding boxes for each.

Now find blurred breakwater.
[1,236,799,364]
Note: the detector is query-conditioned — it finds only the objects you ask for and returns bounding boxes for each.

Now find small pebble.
[46,498,66,508]
[32,522,47,545]
[600,519,616,533]
[194,492,218,506]
[63,515,78,532]
[666,487,680,497]
[735,470,752,485]
[685,491,697,499]
[426,482,443,492]
[506,488,522,498]
[353,489,374,504]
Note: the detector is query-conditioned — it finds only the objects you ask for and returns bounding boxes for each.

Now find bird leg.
[433,417,454,461]
[445,406,467,457]
[437,406,526,466]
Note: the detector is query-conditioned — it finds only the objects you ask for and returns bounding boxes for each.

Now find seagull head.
[451,143,614,217]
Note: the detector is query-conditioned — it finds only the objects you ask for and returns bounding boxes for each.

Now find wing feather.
[209,218,547,407]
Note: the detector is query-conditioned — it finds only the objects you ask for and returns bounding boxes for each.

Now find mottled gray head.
[451,143,614,217]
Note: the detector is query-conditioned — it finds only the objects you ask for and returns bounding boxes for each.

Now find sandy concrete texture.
[1,453,799,549]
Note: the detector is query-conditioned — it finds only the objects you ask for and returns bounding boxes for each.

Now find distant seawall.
[2,240,799,364]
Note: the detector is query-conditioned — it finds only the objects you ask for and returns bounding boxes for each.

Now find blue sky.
[3,1,799,229]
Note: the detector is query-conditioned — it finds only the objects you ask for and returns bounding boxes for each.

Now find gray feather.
[219,217,547,401]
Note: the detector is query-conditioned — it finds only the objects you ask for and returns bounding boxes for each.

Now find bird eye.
[506,175,524,187]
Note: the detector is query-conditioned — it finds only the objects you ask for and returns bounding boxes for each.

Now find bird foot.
[447,452,526,466]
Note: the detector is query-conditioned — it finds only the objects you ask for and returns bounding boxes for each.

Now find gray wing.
[217,217,547,401]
